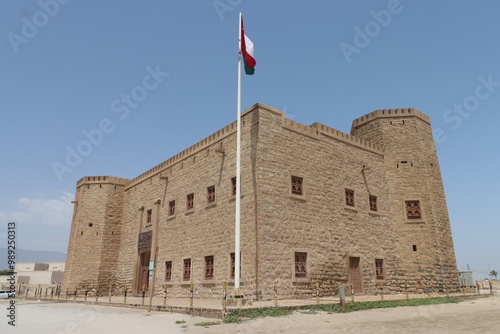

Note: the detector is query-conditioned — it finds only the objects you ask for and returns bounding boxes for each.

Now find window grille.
[295,252,307,278]
[345,189,355,206]
[291,176,303,196]
[406,200,421,219]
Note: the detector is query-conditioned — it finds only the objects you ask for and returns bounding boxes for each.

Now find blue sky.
[1,0,498,278]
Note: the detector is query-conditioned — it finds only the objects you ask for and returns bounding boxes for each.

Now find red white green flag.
[240,16,256,75]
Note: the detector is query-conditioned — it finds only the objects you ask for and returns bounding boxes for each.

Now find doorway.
[138,252,151,292]
[349,257,363,294]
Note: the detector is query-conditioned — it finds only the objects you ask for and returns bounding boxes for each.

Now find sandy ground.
[1,294,499,333]
[0,300,188,334]
[186,294,500,334]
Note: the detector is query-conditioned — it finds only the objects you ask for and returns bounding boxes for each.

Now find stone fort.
[63,103,459,299]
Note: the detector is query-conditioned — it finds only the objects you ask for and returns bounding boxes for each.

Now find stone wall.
[63,104,459,299]
[254,106,395,298]
[63,176,128,290]
[351,108,459,292]
[113,107,262,298]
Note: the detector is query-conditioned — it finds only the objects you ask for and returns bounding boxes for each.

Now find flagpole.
[234,12,242,294]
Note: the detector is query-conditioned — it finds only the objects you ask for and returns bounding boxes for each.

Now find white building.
[14,262,65,285]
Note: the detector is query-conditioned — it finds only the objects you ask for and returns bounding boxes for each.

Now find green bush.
[223,297,459,323]
[194,321,221,327]
[223,307,294,323]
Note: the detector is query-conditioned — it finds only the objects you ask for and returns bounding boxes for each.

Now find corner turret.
[63,176,128,291]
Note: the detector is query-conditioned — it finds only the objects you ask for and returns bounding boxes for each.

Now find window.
[230,253,241,279]
[345,189,355,206]
[294,252,307,278]
[369,195,377,211]
[168,200,175,216]
[207,185,216,203]
[187,193,194,210]
[231,177,237,196]
[165,261,172,282]
[183,259,191,281]
[405,200,421,219]
[146,209,152,223]
[375,259,384,280]
[291,176,303,196]
[205,256,214,280]
[413,245,417,252]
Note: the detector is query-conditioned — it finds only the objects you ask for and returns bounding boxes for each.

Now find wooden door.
[349,257,363,294]
[139,252,150,292]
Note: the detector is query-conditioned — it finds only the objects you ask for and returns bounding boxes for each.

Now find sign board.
[149,272,153,281]
[138,231,152,248]
[149,261,154,271]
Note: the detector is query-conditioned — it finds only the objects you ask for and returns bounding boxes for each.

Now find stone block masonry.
[62,103,460,300]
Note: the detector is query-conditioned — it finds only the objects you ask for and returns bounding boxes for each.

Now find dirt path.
[185,294,500,334]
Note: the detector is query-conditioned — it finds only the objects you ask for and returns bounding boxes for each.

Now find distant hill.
[0,248,66,270]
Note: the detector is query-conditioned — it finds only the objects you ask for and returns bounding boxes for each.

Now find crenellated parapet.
[351,108,430,132]
[278,116,384,154]
[311,122,384,154]
[126,103,391,190]
[74,107,426,191]
[76,175,129,188]
[126,119,239,189]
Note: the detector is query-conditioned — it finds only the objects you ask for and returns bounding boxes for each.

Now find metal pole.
[163,284,167,307]
[189,283,194,309]
[273,282,278,307]
[234,11,243,294]
[148,199,161,312]
[222,282,227,313]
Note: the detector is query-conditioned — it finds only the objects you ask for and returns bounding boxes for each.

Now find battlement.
[125,104,282,189]
[125,103,390,190]
[283,118,321,139]
[76,175,129,188]
[351,108,430,132]
[310,122,384,154]
[74,105,421,191]
[281,117,385,154]
[126,117,239,189]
